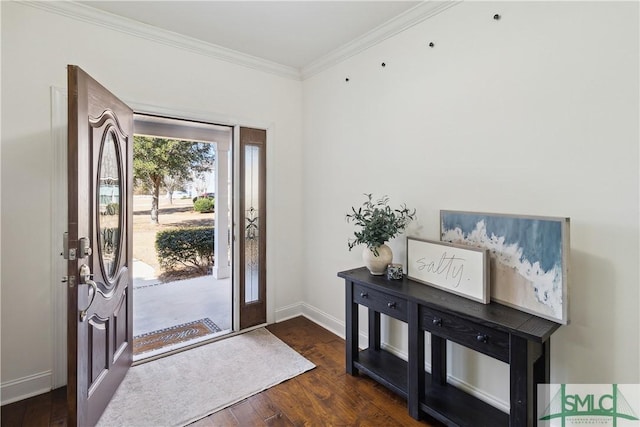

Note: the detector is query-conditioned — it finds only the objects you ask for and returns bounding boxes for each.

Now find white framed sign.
[407,237,490,304]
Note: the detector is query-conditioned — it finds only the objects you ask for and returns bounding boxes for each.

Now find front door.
[67,65,134,426]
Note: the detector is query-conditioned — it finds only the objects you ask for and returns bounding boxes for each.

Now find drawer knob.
[432,318,442,326]
[360,292,368,298]
[387,302,397,309]
[476,334,489,343]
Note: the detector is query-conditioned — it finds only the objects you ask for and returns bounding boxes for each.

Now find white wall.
[1,2,303,402]
[302,1,639,408]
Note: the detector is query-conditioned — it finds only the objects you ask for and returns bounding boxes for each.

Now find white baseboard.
[381,341,409,362]
[447,375,510,413]
[1,371,53,405]
[275,301,354,343]
[275,301,510,414]
[274,301,306,323]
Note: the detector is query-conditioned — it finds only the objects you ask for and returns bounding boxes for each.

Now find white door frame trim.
[51,86,68,388]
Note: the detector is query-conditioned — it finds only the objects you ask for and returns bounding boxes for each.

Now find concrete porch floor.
[132,260,232,360]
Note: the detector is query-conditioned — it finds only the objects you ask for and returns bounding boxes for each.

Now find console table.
[338,267,561,427]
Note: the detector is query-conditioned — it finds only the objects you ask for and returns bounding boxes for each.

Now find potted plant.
[346,194,416,275]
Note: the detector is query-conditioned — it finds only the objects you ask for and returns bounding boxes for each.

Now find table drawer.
[354,284,408,321]
[420,306,509,362]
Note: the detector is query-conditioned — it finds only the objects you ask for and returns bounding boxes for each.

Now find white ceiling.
[78,1,422,70]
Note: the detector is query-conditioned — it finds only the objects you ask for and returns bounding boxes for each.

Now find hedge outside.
[155,226,214,273]
[193,197,214,213]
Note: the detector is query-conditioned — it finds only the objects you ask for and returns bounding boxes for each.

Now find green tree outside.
[133,136,214,224]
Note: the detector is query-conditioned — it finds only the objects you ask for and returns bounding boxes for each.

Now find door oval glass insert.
[97,129,121,280]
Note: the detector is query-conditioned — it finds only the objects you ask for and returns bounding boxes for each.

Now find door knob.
[79,264,97,322]
[79,264,93,284]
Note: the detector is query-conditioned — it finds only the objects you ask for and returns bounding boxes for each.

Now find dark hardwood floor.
[2,316,441,426]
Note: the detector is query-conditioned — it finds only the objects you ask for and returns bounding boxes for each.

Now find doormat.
[134,318,222,355]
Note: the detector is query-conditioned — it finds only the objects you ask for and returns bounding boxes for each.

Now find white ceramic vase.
[362,244,393,275]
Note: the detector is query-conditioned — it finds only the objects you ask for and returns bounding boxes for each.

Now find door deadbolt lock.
[79,237,92,258]
[61,234,91,260]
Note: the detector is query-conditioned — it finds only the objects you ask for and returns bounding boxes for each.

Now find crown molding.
[20,0,460,82]
[301,1,462,80]
[20,1,302,81]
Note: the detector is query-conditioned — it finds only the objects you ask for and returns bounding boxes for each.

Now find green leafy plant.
[155,226,214,273]
[346,194,416,255]
[193,197,214,213]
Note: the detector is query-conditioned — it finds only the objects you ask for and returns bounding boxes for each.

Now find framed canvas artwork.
[440,210,570,324]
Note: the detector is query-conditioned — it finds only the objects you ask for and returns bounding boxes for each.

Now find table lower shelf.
[352,348,508,427]
[422,379,508,427]
[353,348,407,398]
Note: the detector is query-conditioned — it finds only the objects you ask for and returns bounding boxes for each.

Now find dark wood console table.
[338,267,561,427]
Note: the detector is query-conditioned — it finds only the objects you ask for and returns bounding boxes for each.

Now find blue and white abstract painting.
[441,211,569,324]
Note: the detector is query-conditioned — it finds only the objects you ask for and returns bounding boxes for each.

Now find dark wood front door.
[67,65,133,426]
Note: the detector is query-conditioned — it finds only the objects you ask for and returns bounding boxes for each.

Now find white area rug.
[97,328,315,427]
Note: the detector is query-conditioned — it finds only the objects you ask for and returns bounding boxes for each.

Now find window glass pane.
[98,130,121,280]
[244,145,260,303]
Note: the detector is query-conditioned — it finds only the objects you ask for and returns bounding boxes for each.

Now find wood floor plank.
[228,399,265,426]
[267,316,336,347]
[21,393,51,427]
[189,414,217,426]
[200,408,238,426]
[297,364,413,426]
[263,411,295,427]
[49,387,67,424]
[1,399,27,426]
[2,316,440,426]
[264,376,321,425]
[303,338,347,375]
[48,419,68,427]
[245,393,278,420]
[294,373,361,423]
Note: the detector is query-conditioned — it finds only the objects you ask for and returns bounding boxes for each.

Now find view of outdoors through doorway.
[131,117,233,361]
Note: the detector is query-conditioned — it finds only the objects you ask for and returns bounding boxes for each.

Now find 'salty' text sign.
[406,238,490,304]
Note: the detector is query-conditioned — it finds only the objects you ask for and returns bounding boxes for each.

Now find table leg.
[408,302,424,419]
[345,280,359,375]
[368,309,381,351]
[533,339,550,384]
[532,339,550,423]
[510,335,535,426]
[431,335,447,386]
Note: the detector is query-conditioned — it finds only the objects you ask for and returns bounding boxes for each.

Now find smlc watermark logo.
[538,384,640,426]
